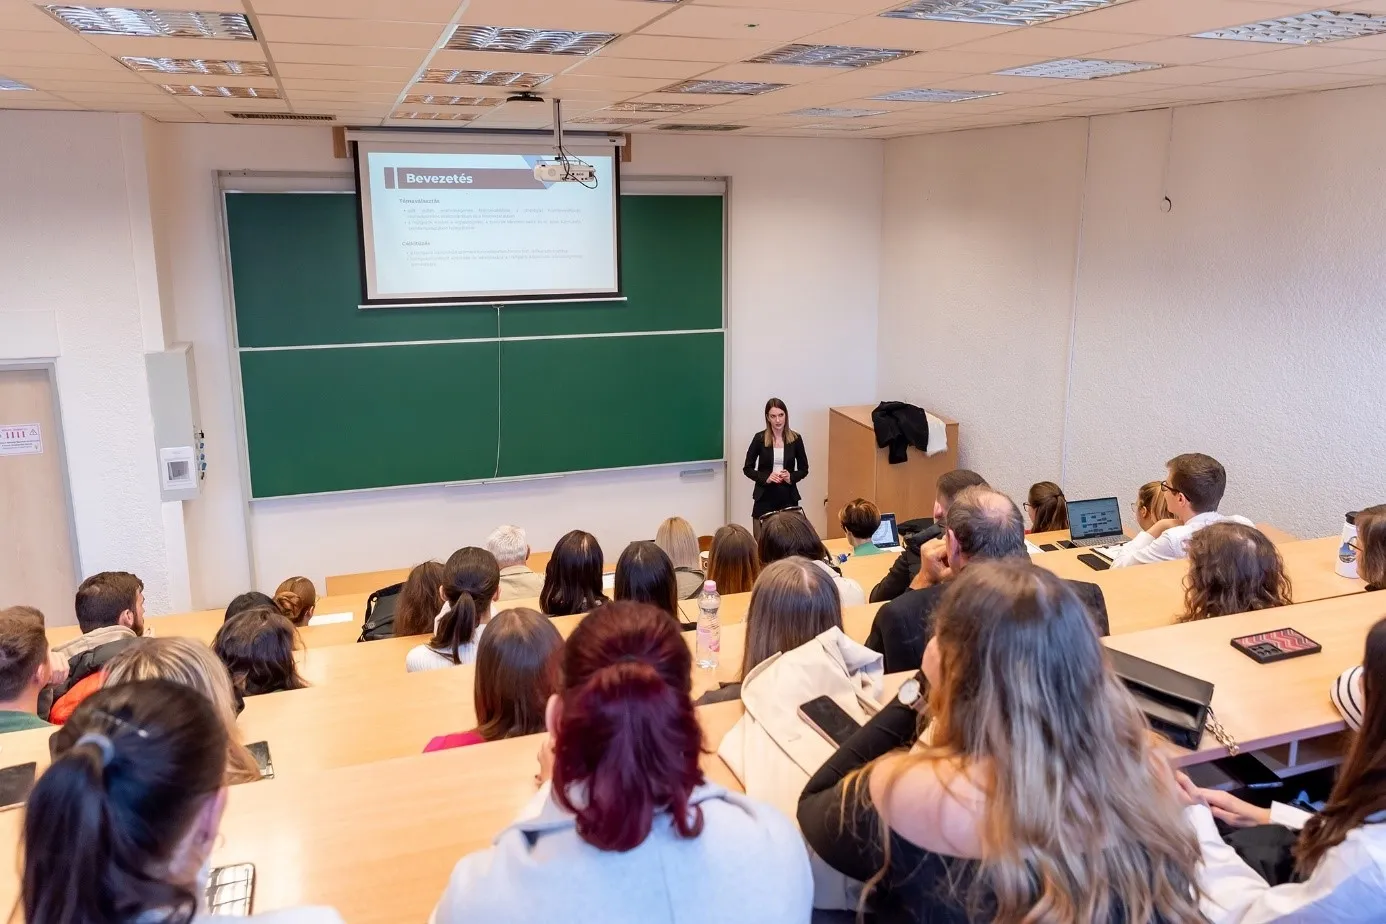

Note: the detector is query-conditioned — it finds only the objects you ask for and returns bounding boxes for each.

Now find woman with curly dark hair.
[1181,522,1292,623]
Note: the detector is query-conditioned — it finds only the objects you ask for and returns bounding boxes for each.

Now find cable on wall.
[1058,117,1093,488]
[1159,107,1176,213]
[493,302,502,479]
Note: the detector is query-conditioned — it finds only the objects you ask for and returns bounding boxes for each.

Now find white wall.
[0,112,173,616]
[147,124,882,605]
[879,84,1386,538]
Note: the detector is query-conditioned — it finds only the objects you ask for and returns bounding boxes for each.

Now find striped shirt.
[1332,665,1365,730]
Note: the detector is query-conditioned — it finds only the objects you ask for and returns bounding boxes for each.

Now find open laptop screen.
[872,513,899,548]
[1067,497,1124,540]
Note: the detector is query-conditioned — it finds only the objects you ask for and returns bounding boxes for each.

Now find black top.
[869,523,944,603]
[800,688,1167,924]
[866,576,1110,673]
[742,433,809,513]
[799,688,985,924]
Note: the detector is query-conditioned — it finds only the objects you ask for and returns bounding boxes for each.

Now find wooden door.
[0,368,78,626]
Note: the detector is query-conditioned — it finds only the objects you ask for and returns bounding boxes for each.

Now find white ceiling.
[5,0,1386,137]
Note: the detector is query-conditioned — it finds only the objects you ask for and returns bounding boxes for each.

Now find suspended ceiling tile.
[426,48,576,72]
[569,55,719,78]
[267,43,429,66]
[872,48,1049,72]
[82,36,271,60]
[605,34,780,61]
[245,0,463,21]
[546,73,671,91]
[456,0,670,33]
[1229,44,1386,71]
[799,16,1011,51]
[693,61,834,84]
[1056,0,1325,36]
[639,5,856,42]
[946,25,1153,57]
[1212,70,1377,89]
[1097,35,1281,65]
[255,16,446,47]
[275,62,415,79]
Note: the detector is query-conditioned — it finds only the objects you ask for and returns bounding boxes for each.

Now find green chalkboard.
[225,189,724,498]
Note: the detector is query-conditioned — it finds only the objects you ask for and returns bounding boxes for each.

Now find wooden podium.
[825,406,960,540]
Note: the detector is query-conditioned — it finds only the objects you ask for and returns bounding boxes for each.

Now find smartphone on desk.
[0,763,36,810]
[1077,553,1111,571]
[246,741,274,780]
[205,863,255,916]
[798,696,861,748]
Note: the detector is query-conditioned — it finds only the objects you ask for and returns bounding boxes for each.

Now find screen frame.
[351,139,624,307]
[1066,497,1124,540]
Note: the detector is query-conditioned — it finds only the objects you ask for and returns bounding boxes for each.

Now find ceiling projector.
[533,159,595,183]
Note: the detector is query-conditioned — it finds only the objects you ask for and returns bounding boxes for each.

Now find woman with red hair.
[430,601,813,924]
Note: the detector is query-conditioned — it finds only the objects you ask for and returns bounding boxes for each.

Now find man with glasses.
[1112,453,1253,567]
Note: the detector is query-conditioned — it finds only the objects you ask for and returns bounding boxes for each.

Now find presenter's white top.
[773,445,784,471]
[1111,511,1254,567]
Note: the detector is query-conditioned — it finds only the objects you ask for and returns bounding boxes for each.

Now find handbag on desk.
[1108,648,1224,751]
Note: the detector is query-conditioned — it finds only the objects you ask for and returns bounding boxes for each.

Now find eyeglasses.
[1349,538,1363,554]
[1160,480,1179,496]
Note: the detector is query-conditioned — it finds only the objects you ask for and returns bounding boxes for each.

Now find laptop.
[1066,497,1128,552]
[871,513,902,552]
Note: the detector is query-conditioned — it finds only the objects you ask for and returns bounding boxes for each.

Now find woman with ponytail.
[272,576,316,627]
[430,601,813,924]
[406,547,501,673]
[22,678,342,924]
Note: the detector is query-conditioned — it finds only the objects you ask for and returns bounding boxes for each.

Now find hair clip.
[74,733,115,768]
[91,708,151,739]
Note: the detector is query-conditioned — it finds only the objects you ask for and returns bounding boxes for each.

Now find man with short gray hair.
[866,487,1109,672]
[485,525,545,601]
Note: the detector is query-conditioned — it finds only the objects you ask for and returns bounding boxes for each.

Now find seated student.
[867,487,1109,673]
[1181,522,1293,623]
[1334,605,1386,731]
[425,608,563,753]
[1352,503,1386,592]
[539,530,607,617]
[800,560,1203,924]
[486,524,547,600]
[430,601,813,924]
[50,571,145,706]
[23,679,344,924]
[656,516,707,600]
[758,510,866,606]
[696,557,841,705]
[390,560,446,639]
[0,606,64,733]
[103,636,262,785]
[840,498,884,556]
[1113,453,1252,567]
[213,608,309,697]
[707,523,760,595]
[613,541,685,628]
[1134,479,1172,532]
[224,590,274,622]
[1025,480,1068,533]
[1187,614,1386,919]
[870,469,988,603]
[273,576,316,627]
[407,547,501,673]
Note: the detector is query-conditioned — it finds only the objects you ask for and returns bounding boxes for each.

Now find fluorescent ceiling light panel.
[45,6,255,38]
[571,116,651,124]
[747,43,918,67]
[0,76,33,90]
[1194,9,1386,44]
[871,87,1000,101]
[657,123,746,131]
[662,79,787,95]
[607,101,706,112]
[882,0,1118,26]
[402,94,503,106]
[420,69,549,87]
[447,25,617,55]
[120,56,270,75]
[789,106,888,118]
[162,84,279,97]
[995,57,1162,78]
[392,111,476,120]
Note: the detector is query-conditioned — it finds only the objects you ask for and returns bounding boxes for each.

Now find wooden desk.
[1039,536,1360,635]
[1030,523,1298,547]
[1103,591,1384,764]
[45,593,372,649]
[325,552,616,597]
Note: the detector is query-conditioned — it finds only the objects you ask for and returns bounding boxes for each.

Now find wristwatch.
[897,675,923,709]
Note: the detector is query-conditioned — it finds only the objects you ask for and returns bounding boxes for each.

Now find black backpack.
[358,581,405,642]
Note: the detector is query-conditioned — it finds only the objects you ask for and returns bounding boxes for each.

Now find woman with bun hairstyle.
[430,601,813,924]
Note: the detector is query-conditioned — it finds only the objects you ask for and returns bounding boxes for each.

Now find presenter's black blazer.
[743,433,809,513]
